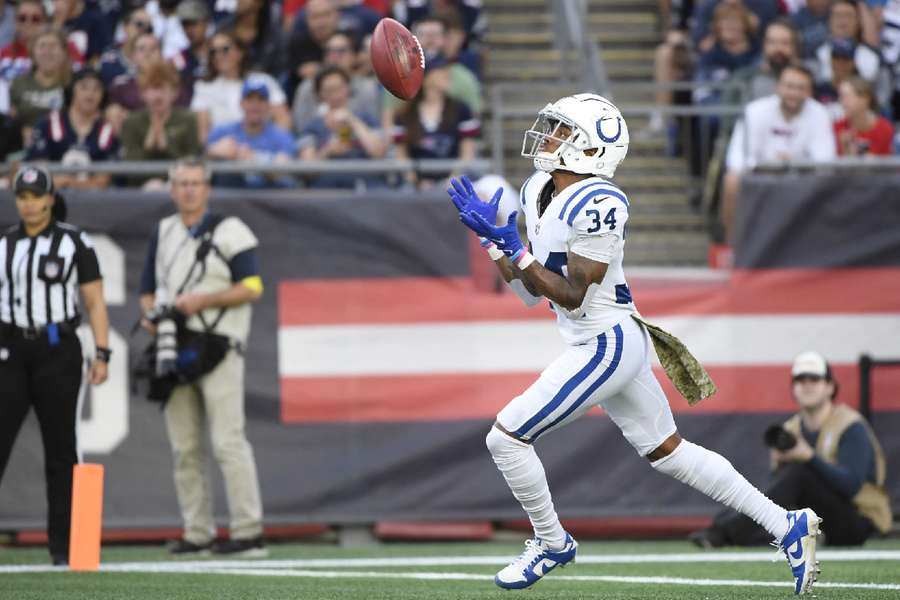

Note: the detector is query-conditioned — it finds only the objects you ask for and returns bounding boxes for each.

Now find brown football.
[370,18,424,101]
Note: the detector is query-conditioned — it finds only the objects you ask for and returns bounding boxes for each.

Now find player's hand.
[448,175,502,225]
[461,211,525,259]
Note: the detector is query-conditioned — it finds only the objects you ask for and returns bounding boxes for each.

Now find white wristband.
[514,251,536,270]
[486,246,505,261]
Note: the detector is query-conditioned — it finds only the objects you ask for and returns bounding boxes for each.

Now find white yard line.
[6,564,900,592]
[2,549,900,574]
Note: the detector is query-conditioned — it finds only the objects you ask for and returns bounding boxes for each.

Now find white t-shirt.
[145,1,190,59]
[191,72,287,131]
[726,94,837,172]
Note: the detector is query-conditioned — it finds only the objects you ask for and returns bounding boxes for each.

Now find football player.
[448,94,821,595]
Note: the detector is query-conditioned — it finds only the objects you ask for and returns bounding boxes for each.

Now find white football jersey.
[519,171,635,345]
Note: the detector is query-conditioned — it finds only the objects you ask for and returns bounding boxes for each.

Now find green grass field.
[2,538,899,599]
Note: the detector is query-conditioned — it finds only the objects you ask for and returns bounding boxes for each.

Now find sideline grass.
[1,539,898,600]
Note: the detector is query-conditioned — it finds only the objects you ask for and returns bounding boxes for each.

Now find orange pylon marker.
[68,464,104,571]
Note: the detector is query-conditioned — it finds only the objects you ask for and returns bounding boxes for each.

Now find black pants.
[0,332,83,559]
[711,463,874,547]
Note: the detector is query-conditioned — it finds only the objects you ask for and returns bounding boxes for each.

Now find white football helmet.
[521,93,629,178]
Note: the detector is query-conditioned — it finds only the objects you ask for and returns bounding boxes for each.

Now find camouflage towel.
[631,314,717,406]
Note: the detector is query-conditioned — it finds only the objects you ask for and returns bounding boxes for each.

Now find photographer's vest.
[783,405,892,533]
[154,213,258,345]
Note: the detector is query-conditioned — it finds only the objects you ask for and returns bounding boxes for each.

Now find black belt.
[0,318,81,341]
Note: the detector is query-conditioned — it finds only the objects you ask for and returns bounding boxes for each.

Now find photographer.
[138,158,266,557]
[690,352,891,548]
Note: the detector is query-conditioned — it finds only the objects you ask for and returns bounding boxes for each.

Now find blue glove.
[461,211,526,260]
[448,175,502,227]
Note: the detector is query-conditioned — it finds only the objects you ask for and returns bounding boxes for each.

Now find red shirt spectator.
[833,116,894,155]
[834,75,895,155]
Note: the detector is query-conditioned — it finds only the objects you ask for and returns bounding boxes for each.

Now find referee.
[0,165,110,565]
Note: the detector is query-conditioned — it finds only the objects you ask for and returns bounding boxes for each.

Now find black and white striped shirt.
[0,220,102,329]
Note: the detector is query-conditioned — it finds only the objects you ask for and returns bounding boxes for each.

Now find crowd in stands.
[655,0,900,241]
[0,0,486,190]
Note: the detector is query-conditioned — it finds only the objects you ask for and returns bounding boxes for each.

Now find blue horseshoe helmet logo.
[596,117,622,143]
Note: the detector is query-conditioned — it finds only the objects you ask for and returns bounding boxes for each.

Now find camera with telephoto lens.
[763,424,798,451]
[145,306,182,377]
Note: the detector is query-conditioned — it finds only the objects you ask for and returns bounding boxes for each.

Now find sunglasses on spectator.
[17,13,44,24]
[131,19,153,31]
[210,44,233,56]
[325,45,352,54]
[181,19,199,27]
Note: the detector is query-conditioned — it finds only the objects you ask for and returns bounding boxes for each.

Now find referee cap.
[13,164,54,196]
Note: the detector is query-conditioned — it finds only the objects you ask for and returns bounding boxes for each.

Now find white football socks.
[486,427,567,550]
[651,440,789,540]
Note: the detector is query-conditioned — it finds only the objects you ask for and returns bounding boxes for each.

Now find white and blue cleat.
[494,532,578,590]
[776,508,822,595]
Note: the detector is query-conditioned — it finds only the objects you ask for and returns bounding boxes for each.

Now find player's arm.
[517,252,608,311]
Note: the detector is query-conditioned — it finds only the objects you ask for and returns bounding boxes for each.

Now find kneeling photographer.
[690,351,891,548]
[138,158,267,558]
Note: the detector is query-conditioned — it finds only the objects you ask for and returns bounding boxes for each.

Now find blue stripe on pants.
[513,332,608,439]
[530,323,624,441]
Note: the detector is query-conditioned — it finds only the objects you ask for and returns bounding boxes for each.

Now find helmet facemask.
[521,110,593,173]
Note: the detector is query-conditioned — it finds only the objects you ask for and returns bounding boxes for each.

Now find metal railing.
[4,158,496,178]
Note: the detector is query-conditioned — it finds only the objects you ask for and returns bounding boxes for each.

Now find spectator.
[283,0,388,33]
[298,65,386,189]
[431,9,482,79]
[692,0,776,52]
[0,1,83,89]
[98,6,154,86]
[721,64,836,243]
[121,60,201,188]
[834,75,895,155]
[790,0,831,59]
[814,38,860,120]
[171,0,211,96]
[286,0,342,89]
[813,0,880,85]
[392,56,479,188]
[693,1,760,104]
[207,76,297,189]
[0,0,16,49]
[191,30,290,142]
[9,28,72,143]
[144,0,189,59]
[689,352,892,548]
[211,0,282,75]
[883,0,900,117]
[291,31,380,133]
[106,31,190,132]
[396,0,486,49]
[51,0,112,63]
[25,68,117,189]
[728,18,799,104]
